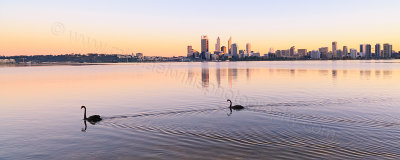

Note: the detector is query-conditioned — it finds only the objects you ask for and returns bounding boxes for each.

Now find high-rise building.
[201,35,209,53]
[268,48,276,58]
[221,46,227,53]
[383,43,392,58]
[290,46,296,56]
[232,43,238,58]
[246,43,251,55]
[343,46,348,57]
[375,43,381,58]
[282,49,290,57]
[297,49,307,56]
[350,49,357,59]
[319,47,329,58]
[332,41,338,57]
[336,49,343,58]
[276,50,282,57]
[319,47,328,54]
[228,37,232,54]
[365,44,372,58]
[360,44,364,54]
[215,37,221,52]
[310,50,321,59]
[187,45,193,57]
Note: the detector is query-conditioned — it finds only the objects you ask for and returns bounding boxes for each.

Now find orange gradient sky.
[1,0,400,56]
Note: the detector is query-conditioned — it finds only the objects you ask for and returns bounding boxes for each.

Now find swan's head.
[227,99,231,102]
[81,106,86,109]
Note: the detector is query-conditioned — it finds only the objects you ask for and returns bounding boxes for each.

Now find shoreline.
[0,62,108,67]
[1,59,400,67]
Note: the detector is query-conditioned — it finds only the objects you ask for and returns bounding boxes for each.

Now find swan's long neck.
[83,107,87,119]
[229,101,232,107]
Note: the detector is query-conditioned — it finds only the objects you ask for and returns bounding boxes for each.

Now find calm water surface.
[1,60,400,159]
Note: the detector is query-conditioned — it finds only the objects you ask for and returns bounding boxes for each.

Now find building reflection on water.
[383,70,392,78]
[216,64,221,87]
[199,64,248,89]
[201,63,209,88]
[360,70,371,79]
[332,70,337,79]
[246,68,251,80]
[187,67,194,81]
[194,63,394,89]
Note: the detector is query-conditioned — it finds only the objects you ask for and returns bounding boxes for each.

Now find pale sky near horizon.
[1,0,400,56]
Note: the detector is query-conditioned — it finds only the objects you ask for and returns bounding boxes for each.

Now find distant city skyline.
[1,0,400,56]
[187,35,396,60]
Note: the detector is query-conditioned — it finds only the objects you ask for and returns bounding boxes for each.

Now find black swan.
[227,99,244,110]
[81,106,102,124]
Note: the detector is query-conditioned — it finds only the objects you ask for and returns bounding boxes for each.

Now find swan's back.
[231,105,244,110]
[87,115,102,122]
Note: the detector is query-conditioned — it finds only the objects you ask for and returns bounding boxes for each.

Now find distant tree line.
[0,54,138,63]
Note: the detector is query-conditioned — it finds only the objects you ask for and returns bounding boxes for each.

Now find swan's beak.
[81,106,84,109]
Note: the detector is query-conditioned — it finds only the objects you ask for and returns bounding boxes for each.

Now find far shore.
[1,59,400,67]
[0,62,107,67]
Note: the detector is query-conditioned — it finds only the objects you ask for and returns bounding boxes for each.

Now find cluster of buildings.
[117,53,144,61]
[127,53,187,62]
[0,59,16,64]
[187,36,259,61]
[299,42,394,59]
[187,36,397,61]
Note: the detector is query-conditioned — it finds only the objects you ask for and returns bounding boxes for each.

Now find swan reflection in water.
[81,120,87,132]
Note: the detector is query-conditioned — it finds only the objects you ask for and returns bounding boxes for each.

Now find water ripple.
[97,103,399,159]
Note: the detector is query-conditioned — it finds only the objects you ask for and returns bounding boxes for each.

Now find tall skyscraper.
[232,43,238,58]
[201,35,209,53]
[365,44,372,58]
[332,41,338,57]
[383,43,392,58]
[246,43,251,54]
[360,44,364,54]
[343,46,348,57]
[215,37,221,52]
[350,49,357,59]
[290,46,296,56]
[375,43,381,58]
[187,45,193,57]
[228,37,232,54]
